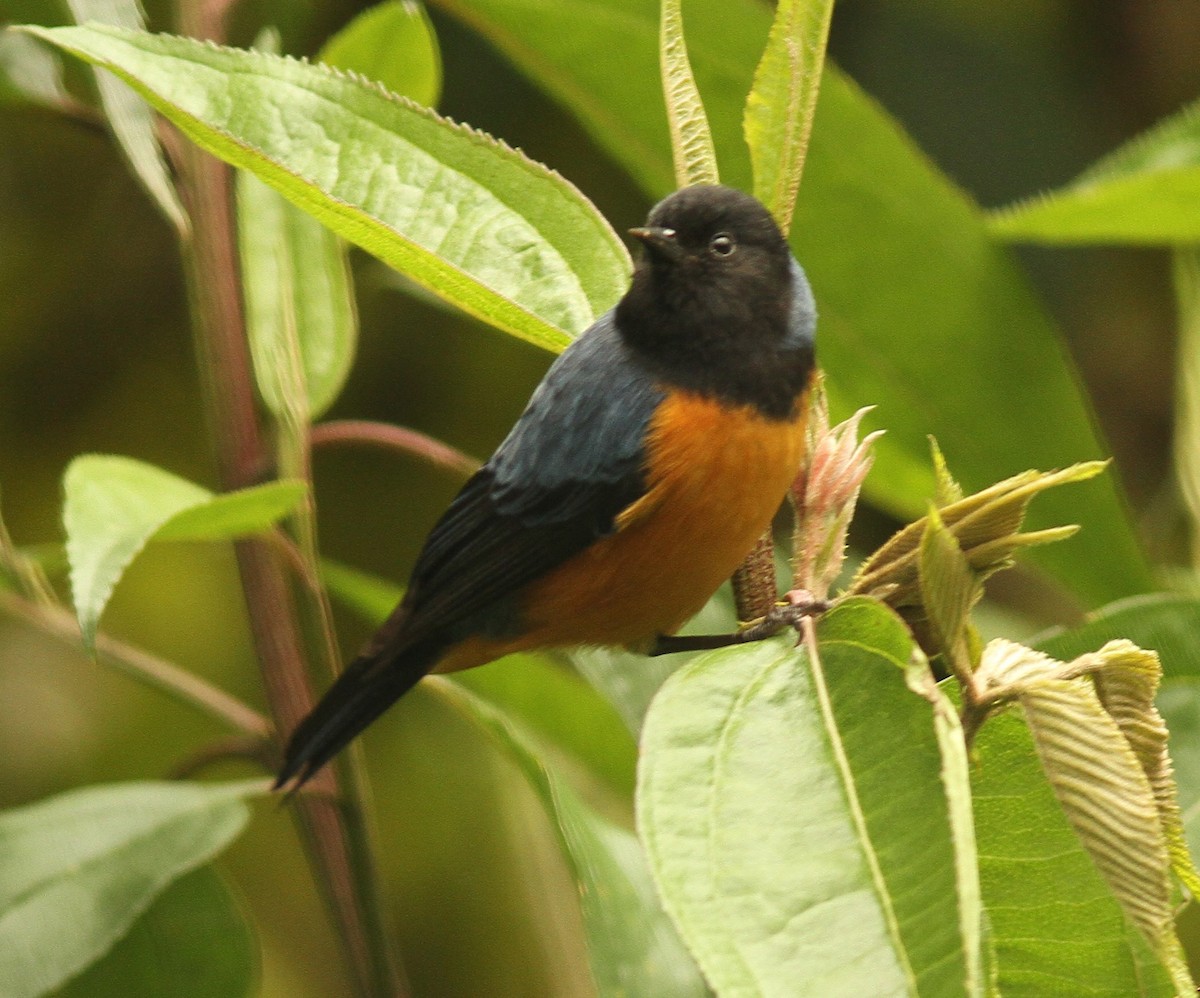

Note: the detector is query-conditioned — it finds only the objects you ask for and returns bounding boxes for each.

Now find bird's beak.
[629,225,682,261]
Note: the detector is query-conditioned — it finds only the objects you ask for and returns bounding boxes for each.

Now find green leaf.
[63,455,305,646]
[658,0,717,187]
[53,866,258,998]
[434,681,706,997]
[237,166,358,421]
[235,13,359,424]
[972,707,1175,996]
[64,0,189,235]
[743,0,834,229]
[154,482,307,540]
[852,461,1104,613]
[1034,593,1200,676]
[455,656,638,799]
[319,0,442,108]
[19,23,630,352]
[0,32,70,107]
[902,648,987,997]
[320,556,405,623]
[988,98,1200,244]
[430,0,752,195]
[0,780,265,998]
[638,599,979,996]
[930,437,964,507]
[917,503,980,666]
[432,0,1152,606]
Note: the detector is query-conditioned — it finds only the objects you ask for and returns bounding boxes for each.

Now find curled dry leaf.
[971,637,1199,994]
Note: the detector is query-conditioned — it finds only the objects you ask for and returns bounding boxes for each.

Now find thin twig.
[168,734,274,779]
[0,588,272,738]
[311,419,479,477]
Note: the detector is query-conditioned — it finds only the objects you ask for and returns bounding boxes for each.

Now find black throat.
[614,263,814,421]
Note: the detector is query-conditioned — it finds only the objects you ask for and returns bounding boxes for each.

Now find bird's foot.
[648,590,830,656]
[737,589,830,643]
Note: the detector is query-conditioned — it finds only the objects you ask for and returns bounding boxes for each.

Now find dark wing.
[399,312,664,641]
[277,316,662,790]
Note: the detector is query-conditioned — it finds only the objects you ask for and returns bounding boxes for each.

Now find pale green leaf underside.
[989,98,1200,244]
[66,1,189,234]
[63,454,305,645]
[904,655,986,998]
[1019,678,1172,937]
[22,23,631,351]
[0,33,70,107]
[641,638,912,998]
[972,706,1176,996]
[1089,642,1200,903]
[918,506,979,662]
[237,169,358,420]
[659,0,717,187]
[53,866,257,998]
[0,780,265,998]
[979,637,1189,952]
[1026,669,1191,995]
[1032,593,1200,857]
[743,0,834,230]
[638,600,975,997]
[978,636,1196,974]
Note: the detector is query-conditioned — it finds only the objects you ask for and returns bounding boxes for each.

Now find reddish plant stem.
[172,6,405,995]
[311,419,480,477]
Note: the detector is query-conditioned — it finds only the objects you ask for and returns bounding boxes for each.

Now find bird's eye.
[709,232,736,257]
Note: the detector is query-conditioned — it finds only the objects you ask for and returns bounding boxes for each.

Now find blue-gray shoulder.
[787,257,817,351]
[487,312,664,504]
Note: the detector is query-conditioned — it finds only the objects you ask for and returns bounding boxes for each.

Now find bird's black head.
[616,184,815,419]
[630,184,790,286]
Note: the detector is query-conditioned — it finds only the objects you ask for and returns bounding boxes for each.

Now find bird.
[276,183,817,791]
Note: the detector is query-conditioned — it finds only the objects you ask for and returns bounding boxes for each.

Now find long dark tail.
[274,633,445,792]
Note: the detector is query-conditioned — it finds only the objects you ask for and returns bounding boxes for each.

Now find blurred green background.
[2,0,1198,994]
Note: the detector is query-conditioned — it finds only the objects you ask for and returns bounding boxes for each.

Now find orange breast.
[442,390,805,665]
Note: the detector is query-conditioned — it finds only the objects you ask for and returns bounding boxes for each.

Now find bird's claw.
[737,590,831,644]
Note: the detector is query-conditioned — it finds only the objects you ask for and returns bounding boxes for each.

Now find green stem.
[0,496,58,607]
